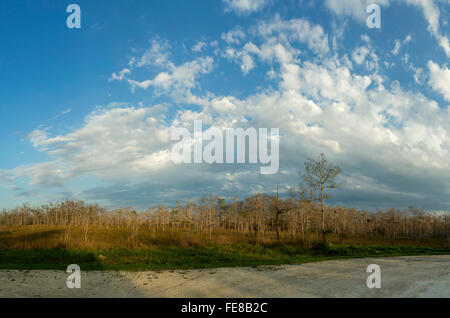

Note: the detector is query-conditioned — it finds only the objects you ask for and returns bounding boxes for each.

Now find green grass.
[0,244,448,271]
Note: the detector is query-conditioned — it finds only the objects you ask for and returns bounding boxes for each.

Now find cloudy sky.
[0,0,449,212]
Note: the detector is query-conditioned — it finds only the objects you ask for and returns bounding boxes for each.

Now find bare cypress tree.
[301,153,341,243]
[271,183,287,241]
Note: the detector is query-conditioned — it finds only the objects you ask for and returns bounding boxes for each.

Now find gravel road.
[0,255,448,298]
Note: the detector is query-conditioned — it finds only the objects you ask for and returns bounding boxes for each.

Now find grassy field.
[0,226,448,270]
[0,244,449,271]
[0,226,450,270]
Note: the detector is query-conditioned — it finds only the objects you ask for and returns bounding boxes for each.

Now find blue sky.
[0,0,449,212]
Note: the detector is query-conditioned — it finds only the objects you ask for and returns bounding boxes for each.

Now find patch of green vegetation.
[0,244,448,271]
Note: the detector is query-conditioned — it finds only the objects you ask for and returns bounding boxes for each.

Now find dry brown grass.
[0,225,447,251]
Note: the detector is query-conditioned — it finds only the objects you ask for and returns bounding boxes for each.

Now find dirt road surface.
[0,255,448,298]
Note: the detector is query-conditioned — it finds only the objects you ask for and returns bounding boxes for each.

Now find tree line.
[0,195,448,240]
[0,154,448,243]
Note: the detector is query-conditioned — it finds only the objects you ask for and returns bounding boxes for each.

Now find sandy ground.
[0,255,448,298]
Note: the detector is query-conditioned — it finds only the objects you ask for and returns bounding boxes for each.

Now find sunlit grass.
[0,226,448,270]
